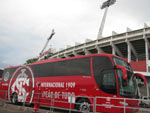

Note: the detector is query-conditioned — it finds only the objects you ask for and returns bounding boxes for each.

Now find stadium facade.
[48,24,150,97]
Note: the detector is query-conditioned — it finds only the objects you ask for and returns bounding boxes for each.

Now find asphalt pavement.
[0,100,150,113]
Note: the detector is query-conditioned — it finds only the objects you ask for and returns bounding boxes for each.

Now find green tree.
[25,58,38,64]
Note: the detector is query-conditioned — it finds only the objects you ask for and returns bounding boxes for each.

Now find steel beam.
[111,42,124,57]
[126,40,138,59]
[84,49,91,55]
[73,51,79,56]
[96,46,104,53]
[145,38,149,72]
[64,53,69,58]
[128,41,131,62]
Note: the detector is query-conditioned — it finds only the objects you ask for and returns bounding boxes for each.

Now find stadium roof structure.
[47,24,150,76]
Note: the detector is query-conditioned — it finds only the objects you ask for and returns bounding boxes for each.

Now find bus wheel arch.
[75,97,92,112]
[11,92,18,104]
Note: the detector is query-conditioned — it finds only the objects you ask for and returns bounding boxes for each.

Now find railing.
[0,90,150,113]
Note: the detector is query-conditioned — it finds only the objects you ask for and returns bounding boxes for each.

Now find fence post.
[69,95,72,113]
[23,92,26,107]
[93,97,96,113]
[124,98,126,113]
[3,91,7,108]
[0,91,4,106]
[5,91,7,100]
[50,93,54,113]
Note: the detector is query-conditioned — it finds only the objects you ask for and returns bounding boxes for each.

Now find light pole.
[39,29,55,56]
[38,29,55,61]
[97,0,116,39]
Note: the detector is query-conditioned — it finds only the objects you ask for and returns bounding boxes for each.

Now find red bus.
[0,54,146,113]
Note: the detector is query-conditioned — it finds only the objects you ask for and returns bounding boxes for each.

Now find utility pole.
[97,0,116,39]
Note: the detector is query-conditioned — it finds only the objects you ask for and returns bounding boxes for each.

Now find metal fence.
[0,90,150,113]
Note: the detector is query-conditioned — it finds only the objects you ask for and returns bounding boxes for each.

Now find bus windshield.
[113,57,137,98]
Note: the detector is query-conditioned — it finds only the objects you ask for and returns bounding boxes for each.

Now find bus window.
[117,69,136,98]
[100,70,117,94]
[0,69,3,85]
[93,56,114,88]
[113,57,132,72]
[31,57,91,77]
[0,69,3,78]
[113,57,137,98]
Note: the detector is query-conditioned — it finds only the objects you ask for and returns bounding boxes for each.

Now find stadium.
[46,24,150,98]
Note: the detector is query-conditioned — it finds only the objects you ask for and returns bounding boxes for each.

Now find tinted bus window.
[100,69,117,94]
[0,70,3,78]
[93,56,115,93]
[31,57,91,77]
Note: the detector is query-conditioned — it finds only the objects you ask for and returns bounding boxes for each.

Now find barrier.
[0,90,150,113]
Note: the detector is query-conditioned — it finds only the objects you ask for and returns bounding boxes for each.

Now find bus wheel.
[76,99,91,112]
[11,93,18,104]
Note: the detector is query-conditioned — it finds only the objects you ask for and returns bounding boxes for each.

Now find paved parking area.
[0,101,69,113]
[0,101,150,113]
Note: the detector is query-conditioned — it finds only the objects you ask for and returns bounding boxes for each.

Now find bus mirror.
[116,65,127,80]
[134,73,146,85]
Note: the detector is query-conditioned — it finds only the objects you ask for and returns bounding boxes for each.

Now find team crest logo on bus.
[8,65,34,103]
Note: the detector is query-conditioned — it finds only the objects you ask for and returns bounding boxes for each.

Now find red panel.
[130,60,146,72]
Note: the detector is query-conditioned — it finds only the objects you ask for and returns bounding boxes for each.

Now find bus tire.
[11,93,18,104]
[76,98,91,112]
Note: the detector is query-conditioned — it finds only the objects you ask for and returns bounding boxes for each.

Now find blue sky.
[0,0,150,68]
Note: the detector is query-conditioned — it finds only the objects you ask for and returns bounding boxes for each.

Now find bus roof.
[4,53,124,69]
[29,53,115,65]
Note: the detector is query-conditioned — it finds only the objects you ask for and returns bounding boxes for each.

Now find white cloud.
[0,0,150,68]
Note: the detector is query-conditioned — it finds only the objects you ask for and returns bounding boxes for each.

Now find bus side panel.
[0,67,18,102]
[34,76,96,109]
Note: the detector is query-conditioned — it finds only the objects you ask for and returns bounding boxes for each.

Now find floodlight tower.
[39,29,55,56]
[97,0,116,39]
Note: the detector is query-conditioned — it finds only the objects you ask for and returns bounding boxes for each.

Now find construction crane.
[38,29,55,60]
